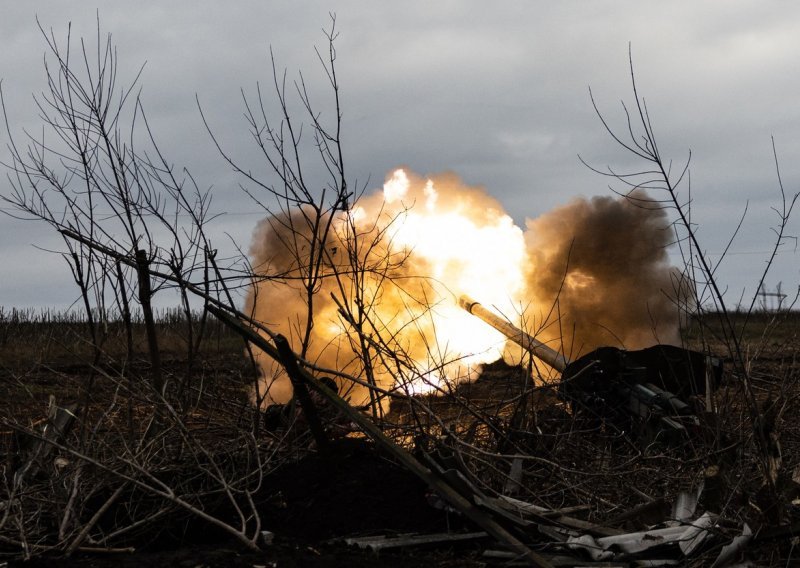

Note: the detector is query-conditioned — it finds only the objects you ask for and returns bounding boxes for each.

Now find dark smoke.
[523,191,686,359]
[245,172,689,405]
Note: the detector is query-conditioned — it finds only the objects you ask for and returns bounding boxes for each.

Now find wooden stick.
[274,335,330,452]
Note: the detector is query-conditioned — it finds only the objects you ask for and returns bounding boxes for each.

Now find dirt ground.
[13,541,487,568]
[0,329,488,566]
[8,438,488,568]
[4,313,800,566]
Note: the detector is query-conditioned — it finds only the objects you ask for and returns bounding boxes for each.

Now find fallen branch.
[207,304,555,568]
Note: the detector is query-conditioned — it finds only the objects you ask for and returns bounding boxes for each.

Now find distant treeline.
[0,306,227,326]
[0,305,242,354]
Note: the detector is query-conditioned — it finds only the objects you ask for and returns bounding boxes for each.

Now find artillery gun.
[459,296,722,444]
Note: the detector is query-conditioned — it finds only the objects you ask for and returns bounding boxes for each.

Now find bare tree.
[0,19,271,556]
[582,49,800,522]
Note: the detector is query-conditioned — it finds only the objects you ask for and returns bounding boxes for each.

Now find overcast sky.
[2,1,800,311]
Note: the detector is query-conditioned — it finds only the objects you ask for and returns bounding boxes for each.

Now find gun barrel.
[458,295,569,372]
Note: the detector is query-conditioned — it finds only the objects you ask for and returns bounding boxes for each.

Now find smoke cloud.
[522,192,684,362]
[246,169,686,405]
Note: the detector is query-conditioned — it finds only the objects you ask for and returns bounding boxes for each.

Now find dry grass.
[2,307,800,565]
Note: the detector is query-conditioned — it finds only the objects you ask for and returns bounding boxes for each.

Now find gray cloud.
[2,1,799,310]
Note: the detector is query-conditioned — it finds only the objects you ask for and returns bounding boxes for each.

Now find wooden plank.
[498,496,591,518]
[344,531,487,551]
[495,496,623,537]
[484,550,631,567]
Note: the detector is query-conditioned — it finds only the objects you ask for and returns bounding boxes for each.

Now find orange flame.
[247,168,683,407]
